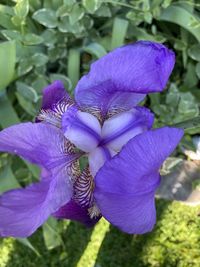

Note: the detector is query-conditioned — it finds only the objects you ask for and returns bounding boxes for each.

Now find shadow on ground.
[94,200,170,267]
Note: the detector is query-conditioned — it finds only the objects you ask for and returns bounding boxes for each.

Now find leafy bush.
[0,0,200,127]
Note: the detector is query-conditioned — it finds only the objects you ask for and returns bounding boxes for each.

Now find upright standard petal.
[0,123,78,237]
[94,127,183,234]
[75,41,175,116]
[101,107,154,151]
[38,80,75,127]
[42,80,67,110]
[62,107,101,152]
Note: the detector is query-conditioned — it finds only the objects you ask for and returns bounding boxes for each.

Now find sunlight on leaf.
[43,217,63,250]
[111,18,128,50]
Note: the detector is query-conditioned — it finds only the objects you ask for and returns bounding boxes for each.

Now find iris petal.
[88,146,116,177]
[101,107,154,151]
[53,200,100,227]
[0,122,77,168]
[73,167,94,208]
[94,127,183,234]
[0,123,79,237]
[62,107,101,152]
[94,187,157,234]
[0,169,72,237]
[42,80,67,110]
[38,80,75,127]
[75,41,175,117]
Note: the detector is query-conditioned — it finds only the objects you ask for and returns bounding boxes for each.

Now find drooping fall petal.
[0,123,79,237]
[94,127,183,234]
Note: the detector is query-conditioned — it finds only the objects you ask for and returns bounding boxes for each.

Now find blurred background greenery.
[0,0,200,266]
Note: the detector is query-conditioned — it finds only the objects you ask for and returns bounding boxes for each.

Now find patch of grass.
[1,199,200,267]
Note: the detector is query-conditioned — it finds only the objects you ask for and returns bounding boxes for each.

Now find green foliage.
[0,1,199,117]
[0,0,200,260]
[0,0,199,128]
[0,41,16,90]
[1,200,200,267]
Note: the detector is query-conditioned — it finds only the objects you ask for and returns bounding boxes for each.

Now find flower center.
[61,107,152,217]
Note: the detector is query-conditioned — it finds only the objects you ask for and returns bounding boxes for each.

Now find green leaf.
[149,93,160,106]
[25,163,40,180]
[82,15,93,30]
[130,25,166,42]
[17,59,33,76]
[0,92,19,127]
[67,49,80,88]
[43,217,63,250]
[0,4,14,16]
[58,16,85,34]
[29,0,42,9]
[0,164,20,194]
[17,238,41,256]
[142,0,150,11]
[95,5,111,17]
[177,92,199,121]
[58,16,71,32]
[48,46,66,61]
[41,29,57,47]
[161,157,183,175]
[16,92,36,116]
[69,4,84,25]
[63,0,76,4]
[83,42,107,58]
[31,53,48,67]
[15,42,44,62]
[184,63,198,88]
[14,0,29,18]
[111,18,128,49]
[0,41,16,90]
[56,4,71,17]
[11,15,23,27]
[1,30,22,41]
[195,62,200,79]
[162,0,173,8]
[173,116,200,131]
[32,76,48,93]
[51,0,64,10]
[0,12,14,29]
[144,11,152,24]
[159,5,200,42]
[23,33,44,45]
[83,0,101,13]
[16,82,38,103]
[33,9,58,28]
[166,83,180,107]
[188,44,200,61]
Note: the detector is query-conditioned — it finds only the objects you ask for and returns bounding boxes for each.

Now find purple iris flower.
[0,41,183,237]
